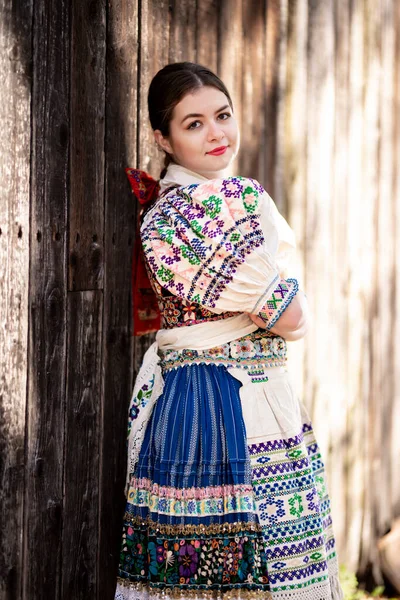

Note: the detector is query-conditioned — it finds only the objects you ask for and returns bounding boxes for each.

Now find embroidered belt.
[159,330,287,382]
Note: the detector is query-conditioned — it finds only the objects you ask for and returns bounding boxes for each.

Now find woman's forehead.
[172,87,230,122]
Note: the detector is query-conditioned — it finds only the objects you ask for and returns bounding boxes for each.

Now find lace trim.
[125,343,164,495]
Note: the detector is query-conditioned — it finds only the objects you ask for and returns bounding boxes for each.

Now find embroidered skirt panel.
[114,355,343,600]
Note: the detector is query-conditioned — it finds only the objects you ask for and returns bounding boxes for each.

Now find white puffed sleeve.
[141,176,299,329]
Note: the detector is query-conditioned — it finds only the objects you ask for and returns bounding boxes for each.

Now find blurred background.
[1,0,399,598]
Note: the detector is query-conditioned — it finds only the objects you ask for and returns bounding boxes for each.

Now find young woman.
[115,62,343,600]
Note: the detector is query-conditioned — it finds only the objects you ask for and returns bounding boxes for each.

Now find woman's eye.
[218,112,231,121]
[187,120,201,130]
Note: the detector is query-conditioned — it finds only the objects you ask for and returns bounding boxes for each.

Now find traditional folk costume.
[115,164,343,600]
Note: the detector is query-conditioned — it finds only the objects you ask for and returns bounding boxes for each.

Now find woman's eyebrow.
[180,104,230,125]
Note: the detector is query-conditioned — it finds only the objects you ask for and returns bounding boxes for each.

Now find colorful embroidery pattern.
[117,515,271,595]
[141,177,267,311]
[116,422,340,600]
[157,290,237,329]
[249,423,340,597]
[257,278,299,330]
[126,479,257,519]
[126,374,155,439]
[160,331,287,373]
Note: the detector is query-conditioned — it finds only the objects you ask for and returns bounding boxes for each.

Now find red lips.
[206,146,228,156]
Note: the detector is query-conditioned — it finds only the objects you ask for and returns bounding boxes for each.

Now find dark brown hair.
[148,62,234,178]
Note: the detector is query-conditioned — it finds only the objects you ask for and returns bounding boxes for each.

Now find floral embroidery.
[178,543,199,579]
[242,185,260,214]
[181,300,198,321]
[231,339,256,359]
[127,478,256,517]
[141,177,266,311]
[163,300,181,326]
[203,195,223,218]
[156,265,174,283]
[155,291,237,330]
[126,377,154,438]
[160,331,287,372]
[207,344,230,358]
[118,517,270,593]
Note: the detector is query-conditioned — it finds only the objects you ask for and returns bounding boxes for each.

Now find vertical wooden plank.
[99,1,139,597]
[138,0,170,179]
[239,0,266,183]
[0,1,32,598]
[326,0,351,562]
[283,0,308,435]
[342,0,367,572]
[62,2,106,598]
[375,0,395,542]
[391,0,400,521]
[68,1,106,292]
[196,0,218,71]
[303,0,335,486]
[218,0,243,177]
[24,0,70,597]
[272,0,289,210]
[357,0,382,580]
[62,292,103,599]
[169,0,197,63]
[264,0,281,197]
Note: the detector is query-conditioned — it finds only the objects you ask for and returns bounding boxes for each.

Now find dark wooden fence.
[1,1,399,598]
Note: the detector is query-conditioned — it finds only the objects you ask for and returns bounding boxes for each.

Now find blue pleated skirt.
[138,364,250,498]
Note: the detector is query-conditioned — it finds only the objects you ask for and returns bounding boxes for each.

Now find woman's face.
[154,86,240,178]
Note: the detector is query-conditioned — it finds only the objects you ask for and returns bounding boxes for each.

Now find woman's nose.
[208,122,224,141]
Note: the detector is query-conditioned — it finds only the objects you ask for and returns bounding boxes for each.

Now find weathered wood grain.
[264,0,281,198]
[392,0,400,521]
[62,291,103,599]
[0,1,32,598]
[343,0,368,572]
[138,0,170,178]
[61,3,106,598]
[328,0,351,561]
[99,1,139,597]
[196,0,218,71]
[240,0,266,182]
[169,0,197,63]
[24,1,70,597]
[357,0,382,580]
[303,0,335,445]
[69,1,106,292]
[218,0,243,177]
[283,0,308,420]
[376,0,395,544]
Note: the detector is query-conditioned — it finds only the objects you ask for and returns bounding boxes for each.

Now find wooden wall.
[0,0,399,598]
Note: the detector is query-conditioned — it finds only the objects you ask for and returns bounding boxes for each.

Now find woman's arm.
[249,290,310,341]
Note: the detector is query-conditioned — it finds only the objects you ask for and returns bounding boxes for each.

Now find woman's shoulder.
[167,175,269,214]
[181,175,266,196]
[141,174,271,232]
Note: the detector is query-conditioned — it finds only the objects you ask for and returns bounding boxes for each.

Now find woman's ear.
[154,130,173,154]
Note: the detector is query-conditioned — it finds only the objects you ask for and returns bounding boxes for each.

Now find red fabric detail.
[126,168,161,336]
[126,168,160,206]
